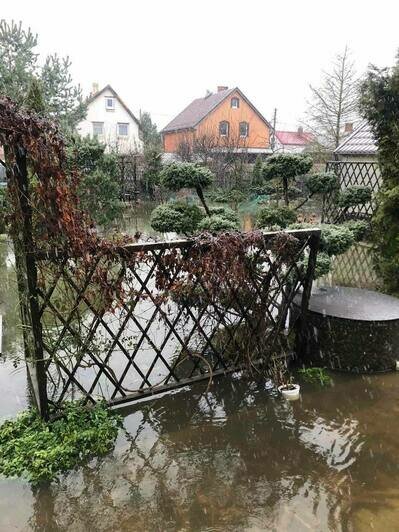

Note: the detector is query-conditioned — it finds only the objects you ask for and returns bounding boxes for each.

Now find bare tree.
[306,46,359,149]
[176,128,252,188]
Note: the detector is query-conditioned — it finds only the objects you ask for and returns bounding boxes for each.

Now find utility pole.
[270,108,277,152]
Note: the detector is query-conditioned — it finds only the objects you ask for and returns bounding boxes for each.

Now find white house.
[77,84,143,154]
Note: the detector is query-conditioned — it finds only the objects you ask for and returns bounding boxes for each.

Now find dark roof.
[87,84,141,127]
[162,87,271,133]
[334,121,377,155]
[276,130,314,146]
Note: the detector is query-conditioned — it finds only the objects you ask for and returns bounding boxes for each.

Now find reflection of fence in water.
[320,243,379,290]
[33,230,320,409]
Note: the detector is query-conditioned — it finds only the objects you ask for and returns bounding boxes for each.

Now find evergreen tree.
[360,55,399,292]
[0,19,86,131]
[252,155,263,186]
[0,20,37,105]
[139,111,161,147]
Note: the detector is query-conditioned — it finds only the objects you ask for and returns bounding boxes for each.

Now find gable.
[162,87,271,134]
[87,85,140,127]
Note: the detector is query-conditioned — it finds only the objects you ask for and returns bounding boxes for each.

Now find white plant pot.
[278,384,300,400]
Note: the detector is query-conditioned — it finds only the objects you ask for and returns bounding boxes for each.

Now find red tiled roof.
[276,130,314,146]
[162,88,236,133]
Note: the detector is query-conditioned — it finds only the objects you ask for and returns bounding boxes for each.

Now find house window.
[118,123,129,136]
[231,97,239,109]
[239,121,249,138]
[219,121,229,137]
[105,97,115,110]
[92,122,104,137]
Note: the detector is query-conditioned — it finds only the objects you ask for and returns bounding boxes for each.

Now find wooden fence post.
[297,230,321,360]
[8,144,48,419]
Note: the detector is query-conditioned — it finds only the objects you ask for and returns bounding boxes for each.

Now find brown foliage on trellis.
[1,98,320,408]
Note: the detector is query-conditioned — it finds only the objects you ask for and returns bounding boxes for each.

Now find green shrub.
[257,205,297,229]
[290,222,354,256]
[338,185,372,208]
[0,402,121,483]
[150,202,204,235]
[320,224,354,255]
[262,153,313,181]
[209,206,239,224]
[299,251,332,279]
[343,220,369,241]
[160,162,214,191]
[197,214,239,232]
[305,172,339,195]
[250,183,276,196]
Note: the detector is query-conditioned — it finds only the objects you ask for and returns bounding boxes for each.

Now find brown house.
[162,86,272,156]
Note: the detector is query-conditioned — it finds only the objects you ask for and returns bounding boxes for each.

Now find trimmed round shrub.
[257,205,297,229]
[343,220,369,241]
[320,224,354,255]
[197,214,239,232]
[305,172,339,195]
[209,206,240,224]
[262,153,313,181]
[160,162,214,191]
[338,185,372,208]
[297,251,332,278]
[150,202,204,234]
[289,222,354,256]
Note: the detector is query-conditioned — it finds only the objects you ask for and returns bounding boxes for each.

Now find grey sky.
[2,0,398,131]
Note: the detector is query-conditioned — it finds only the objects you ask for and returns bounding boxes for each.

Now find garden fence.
[324,160,381,222]
[24,229,320,416]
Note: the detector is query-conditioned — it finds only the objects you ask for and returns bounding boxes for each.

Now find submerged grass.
[0,402,121,483]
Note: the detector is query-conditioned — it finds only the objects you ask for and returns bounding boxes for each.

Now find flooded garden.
[1,201,398,531]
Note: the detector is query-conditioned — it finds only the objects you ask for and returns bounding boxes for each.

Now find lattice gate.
[324,160,381,222]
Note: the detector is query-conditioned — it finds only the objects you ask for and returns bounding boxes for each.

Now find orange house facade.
[162,86,272,155]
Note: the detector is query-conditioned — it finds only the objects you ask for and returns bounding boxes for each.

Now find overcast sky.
[2,0,399,131]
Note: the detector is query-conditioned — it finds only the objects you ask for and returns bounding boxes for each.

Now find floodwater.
[0,203,395,532]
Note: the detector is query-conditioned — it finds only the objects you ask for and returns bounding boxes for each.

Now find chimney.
[217,85,228,93]
[297,126,304,136]
[92,82,99,95]
[344,122,353,134]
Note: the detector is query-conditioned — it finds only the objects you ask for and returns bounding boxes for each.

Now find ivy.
[0,402,121,483]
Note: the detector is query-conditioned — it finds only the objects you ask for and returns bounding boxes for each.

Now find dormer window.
[239,121,249,138]
[231,97,239,109]
[105,97,115,110]
[219,121,229,137]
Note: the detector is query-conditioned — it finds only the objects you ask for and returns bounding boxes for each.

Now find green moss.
[0,402,121,483]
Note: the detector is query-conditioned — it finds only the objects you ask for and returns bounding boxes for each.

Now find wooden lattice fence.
[324,160,381,222]
[25,229,320,415]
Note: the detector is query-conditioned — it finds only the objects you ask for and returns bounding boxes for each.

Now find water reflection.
[1,373,399,531]
[0,204,397,531]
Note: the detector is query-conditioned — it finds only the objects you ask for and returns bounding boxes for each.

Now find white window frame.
[219,121,229,137]
[117,122,129,137]
[231,97,239,109]
[105,97,115,110]
[92,121,104,137]
[239,121,249,138]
